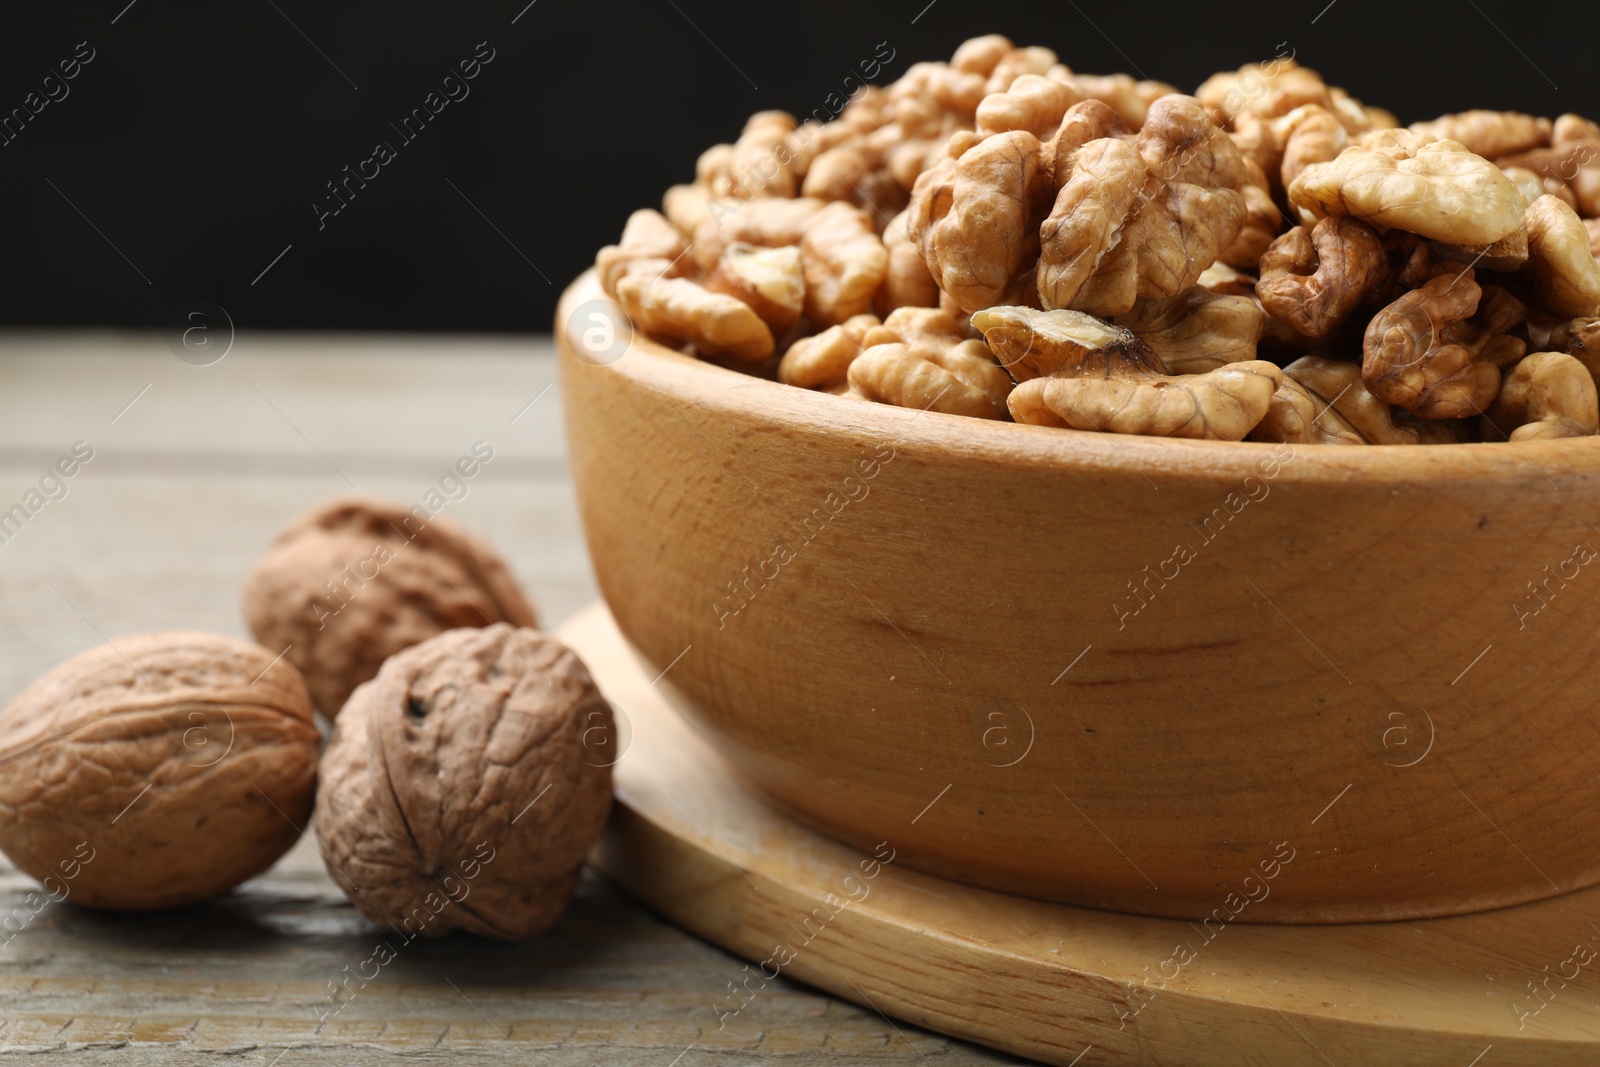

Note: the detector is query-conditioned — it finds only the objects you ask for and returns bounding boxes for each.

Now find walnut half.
[973,306,1281,439]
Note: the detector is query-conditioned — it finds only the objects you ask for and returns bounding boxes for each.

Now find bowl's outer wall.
[559,272,1600,923]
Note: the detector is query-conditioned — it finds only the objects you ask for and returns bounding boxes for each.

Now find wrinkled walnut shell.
[243,497,538,717]
[316,626,613,941]
[0,632,320,910]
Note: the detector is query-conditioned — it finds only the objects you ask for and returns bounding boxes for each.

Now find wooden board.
[0,337,1026,1065]
[566,600,1600,1067]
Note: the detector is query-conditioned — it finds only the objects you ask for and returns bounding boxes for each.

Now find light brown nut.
[800,139,908,222]
[1197,262,1258,298]
[1283,355,1468,444]
[690,196,826,273]
[1499,129,1600,218]
[1523,194,1600,318]
[704,243,806,334]
[1221,157,1283,269]
[909,129,1052,314]
[971,305,1281,439]
[778,314,881,389]
[1483,351,1599,441]
[1112,286,1267,374]
[799,202,890,326]
[846,339,1012,420]
[1039,96,1248,316]
[0,632,319,910]
[975,74,1082,139]
[877,209,940,313]
[596,209,689,296]
[1256,217,1387,338]
[1249,373,1366,445]
[984,47,1059,95]
[662,183,716,240]
[1409,111,1552,160]
[243,497,539,717]
[315,626,613,941]
[1501,166,1575,209]
[1587,218,1600,259]
[615,270,774,362]
[1061,73,1178,129]
[1289,138,1527,244]
[697,111,800,200]
[1195,59,1340,128]
[1278,105,1348,190]
[951,34,1014,76]
[1362,268,1525,419]
[891,62,988,118]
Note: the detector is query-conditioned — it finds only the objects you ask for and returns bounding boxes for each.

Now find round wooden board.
[560,602,1600,1066]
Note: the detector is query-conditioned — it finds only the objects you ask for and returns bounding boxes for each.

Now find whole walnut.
[0,632,319,910]
[315,626,613,941]
[243,498,537,717]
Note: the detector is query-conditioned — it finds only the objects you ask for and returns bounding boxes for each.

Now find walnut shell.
[242,497,538,717]
[315,626,613,941]
[0,632,319,910]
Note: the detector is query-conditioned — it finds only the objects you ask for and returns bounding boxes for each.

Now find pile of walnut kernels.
[594,35,1600,444]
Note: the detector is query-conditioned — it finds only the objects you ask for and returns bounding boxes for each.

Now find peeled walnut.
[1197,262,1258,298]
[615,270,774,362]
[908,129,1052,313]
[697,110,800,200]
[1278,105,1349,191]
[1057,72,1179,129]
[1038,96,1249,316]
[1257,218,1387,338]
[846,307,1012,418]
[243,497,538,717]
[1502,166,1579,210]
[1523,195,1600,318]
[1483,351,1599,441]
[975,73,1081,140]
[1409,111,1552,160]
[1111,287,1266,374]
[973,306,1281,439]
[704,243,805,334]
[1430,223,1530,274]
[596,209,688,295]
[778,313,880,390]
[316,627,612,941]
[983,46,1058,95]
[1221,157,1283,268]
[800,202,890,326]
[0,632,319,910]
[1283,355,1469,444]
[878,209,940,313]
[1363,267,1526,419]
[1250,373,1366,445]
[689,196,825,273]
[1500,115,1600,217]
[1289,137,1526,245]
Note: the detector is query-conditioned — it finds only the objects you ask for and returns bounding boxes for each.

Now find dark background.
[0,0,1592,333]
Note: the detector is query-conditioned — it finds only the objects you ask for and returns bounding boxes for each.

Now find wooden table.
[0,335,1030,1065]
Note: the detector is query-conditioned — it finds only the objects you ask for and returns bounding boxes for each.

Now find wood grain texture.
[568,599,1600,1067]
[0,336,1025,1065]
[558,269,1600,923]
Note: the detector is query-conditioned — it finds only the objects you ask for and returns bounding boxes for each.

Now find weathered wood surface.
[0,335,1028,1065]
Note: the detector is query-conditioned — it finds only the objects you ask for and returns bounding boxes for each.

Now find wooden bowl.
[558,270,1600,923]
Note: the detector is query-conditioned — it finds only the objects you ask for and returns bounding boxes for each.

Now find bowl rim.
[559,270,1600,485]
